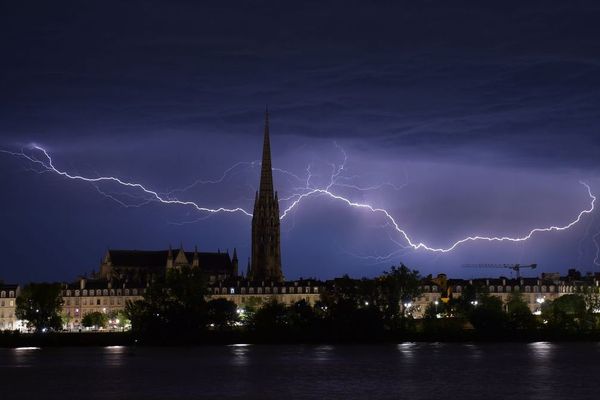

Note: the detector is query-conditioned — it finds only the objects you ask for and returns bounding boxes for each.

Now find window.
[249,288,254,294]
[103,289,108,296]
[66,290,71,296]
[110,289,115,296]
[132,289,138,296]
[83,290,88,296]
[117,289,122,296]
[506,286,511,292]
[497,286,503,293]
[97,299,101,305]
[489,286,495,293]
[257,288,263,294]
[124,289,130,296]
[241,288,246,294]
[289,287,295,294]
[525,286,531,293]
[230,288,235,294]
[432,286,438,292]
[75,290,80,296]
[281,288,286,294]
[314,287,319,293]
[0,291,5,298]
[265,287,271,294]
[533,286,539,293]
[273,287,278,294]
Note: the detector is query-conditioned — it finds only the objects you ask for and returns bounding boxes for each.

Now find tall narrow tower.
[249,109,283,282]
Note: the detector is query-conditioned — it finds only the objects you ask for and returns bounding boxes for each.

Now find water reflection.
[528,341,553,361]
[313,345,333,362]
[103,345,127,367]
[228,343,251,366]
[397,342,416,359]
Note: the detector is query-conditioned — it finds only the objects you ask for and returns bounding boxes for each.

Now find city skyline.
[2,2,600,283]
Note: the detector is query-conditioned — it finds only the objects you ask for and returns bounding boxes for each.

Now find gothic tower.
[249,109,284,282]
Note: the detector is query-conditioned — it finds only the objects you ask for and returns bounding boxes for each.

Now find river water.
[0,343,598,399]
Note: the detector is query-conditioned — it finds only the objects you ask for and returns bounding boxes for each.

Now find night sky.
[2,1,600,283]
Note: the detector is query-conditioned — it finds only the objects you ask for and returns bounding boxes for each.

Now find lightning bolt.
[1,146,253,217]
[1,144,596,255]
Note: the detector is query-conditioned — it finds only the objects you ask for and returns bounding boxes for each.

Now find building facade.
[0,284,20,331]
[61,278,145,330]
[411,272,600,318]
[209,279,323,308]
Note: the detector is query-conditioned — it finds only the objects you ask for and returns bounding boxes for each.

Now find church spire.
[249,109,283,282]
[259,107,274,199]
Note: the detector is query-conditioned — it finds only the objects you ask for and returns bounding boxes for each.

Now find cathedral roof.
[106,249,233,273]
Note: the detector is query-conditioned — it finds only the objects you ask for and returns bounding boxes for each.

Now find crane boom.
[462,263,537,279]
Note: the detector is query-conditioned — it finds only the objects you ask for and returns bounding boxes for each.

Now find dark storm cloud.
[2,1,600,281]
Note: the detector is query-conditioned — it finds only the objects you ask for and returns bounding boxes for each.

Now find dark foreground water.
[1,343,599,399]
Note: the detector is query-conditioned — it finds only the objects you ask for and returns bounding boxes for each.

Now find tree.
[15,283,63,332]
[541,294,587,332]
[127,266,209,337]
[206,298,239,329]
[505,292,537,331]
[82,311,108,329]
[467,294,507,335]
[249,299,288,336]
[377,265,421,330]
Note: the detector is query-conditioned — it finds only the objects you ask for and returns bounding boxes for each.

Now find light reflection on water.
[0,343,598,400]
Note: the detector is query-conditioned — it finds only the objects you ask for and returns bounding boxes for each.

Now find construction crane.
[462,263,537,279]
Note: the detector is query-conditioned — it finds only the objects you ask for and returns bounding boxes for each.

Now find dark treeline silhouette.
[123,265,600,344]
[6,265,600,346]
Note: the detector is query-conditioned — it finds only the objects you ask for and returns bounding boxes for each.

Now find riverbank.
[3,329,600,347]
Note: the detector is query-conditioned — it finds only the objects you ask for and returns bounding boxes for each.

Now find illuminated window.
[489,286,495,293]
[230,288,235,294]
[0,291,4,298]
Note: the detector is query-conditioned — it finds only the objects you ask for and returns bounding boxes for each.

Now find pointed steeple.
[259,107,274,199]
[249,109,283,282]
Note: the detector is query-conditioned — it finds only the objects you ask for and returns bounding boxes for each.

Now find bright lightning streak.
[1,144,596,255]
[3,146,253,217]
[280,182,595,253]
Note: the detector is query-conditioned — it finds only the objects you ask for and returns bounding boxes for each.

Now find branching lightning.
[1,144,596,256]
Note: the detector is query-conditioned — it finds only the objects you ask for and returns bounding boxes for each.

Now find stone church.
[98,110,284,284]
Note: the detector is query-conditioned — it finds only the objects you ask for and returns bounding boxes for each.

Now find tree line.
[11,265,600,342]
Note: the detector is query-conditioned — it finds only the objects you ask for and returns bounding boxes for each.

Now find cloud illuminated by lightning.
[1,144,596,255]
